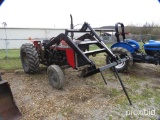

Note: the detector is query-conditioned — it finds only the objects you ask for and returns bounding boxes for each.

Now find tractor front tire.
[47,65,64,89]
[106,47,133,72]
[20,43,39,74]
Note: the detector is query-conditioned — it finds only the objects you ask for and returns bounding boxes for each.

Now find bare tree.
[126,22,160,35]
[125,24,141,34]
[141,22,155,34]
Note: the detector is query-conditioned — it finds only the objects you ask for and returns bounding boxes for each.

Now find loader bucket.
[0,80,21,120]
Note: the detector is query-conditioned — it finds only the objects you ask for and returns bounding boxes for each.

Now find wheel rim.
[114,53,126,69]
[48,71,58,86]
[115,61,126,69]
[51,74,57,83]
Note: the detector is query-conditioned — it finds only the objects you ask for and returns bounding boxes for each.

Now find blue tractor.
[107,22,160,72]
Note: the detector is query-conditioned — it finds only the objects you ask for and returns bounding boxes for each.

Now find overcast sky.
[0,0,160,28]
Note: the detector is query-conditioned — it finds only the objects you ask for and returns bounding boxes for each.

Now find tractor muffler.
[0,80,22,120]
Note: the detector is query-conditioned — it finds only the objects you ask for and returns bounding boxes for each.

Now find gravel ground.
[1,57,160,120]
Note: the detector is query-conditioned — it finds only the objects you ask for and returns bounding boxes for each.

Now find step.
[83,48,106,56]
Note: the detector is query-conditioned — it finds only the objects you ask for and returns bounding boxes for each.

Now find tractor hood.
[144,40,160,50]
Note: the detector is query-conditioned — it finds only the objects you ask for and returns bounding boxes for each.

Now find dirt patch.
[1,62,160,119]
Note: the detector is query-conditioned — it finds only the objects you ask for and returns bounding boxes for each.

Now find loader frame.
[44,22,132,105]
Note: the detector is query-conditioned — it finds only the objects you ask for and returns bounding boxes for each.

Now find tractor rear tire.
[20,43,39,74]
[47,65,64,89]
[106,47,133,72]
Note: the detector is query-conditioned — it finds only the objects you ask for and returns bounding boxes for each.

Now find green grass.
[0,49,21,70]
[0,59,22,70]
[89,43,112,51]
[89,59,160,119]
[89,45,99,50]
[0,49,20,59]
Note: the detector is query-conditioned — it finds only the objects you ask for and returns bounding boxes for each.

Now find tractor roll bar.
[115,22,126,42]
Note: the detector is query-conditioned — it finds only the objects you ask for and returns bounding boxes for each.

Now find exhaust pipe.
[70,14,74,39]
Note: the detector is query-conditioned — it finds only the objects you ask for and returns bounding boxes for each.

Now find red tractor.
[20,15,132,105]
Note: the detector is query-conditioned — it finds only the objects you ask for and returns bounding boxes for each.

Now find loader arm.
[43,21,132,105]
[65,22,132,105]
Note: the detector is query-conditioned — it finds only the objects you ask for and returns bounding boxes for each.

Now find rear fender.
[111,43,134,53]
[127,40,140,50]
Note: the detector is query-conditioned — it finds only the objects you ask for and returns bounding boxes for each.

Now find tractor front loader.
[0,73,21,120]
[20,15,132,105]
